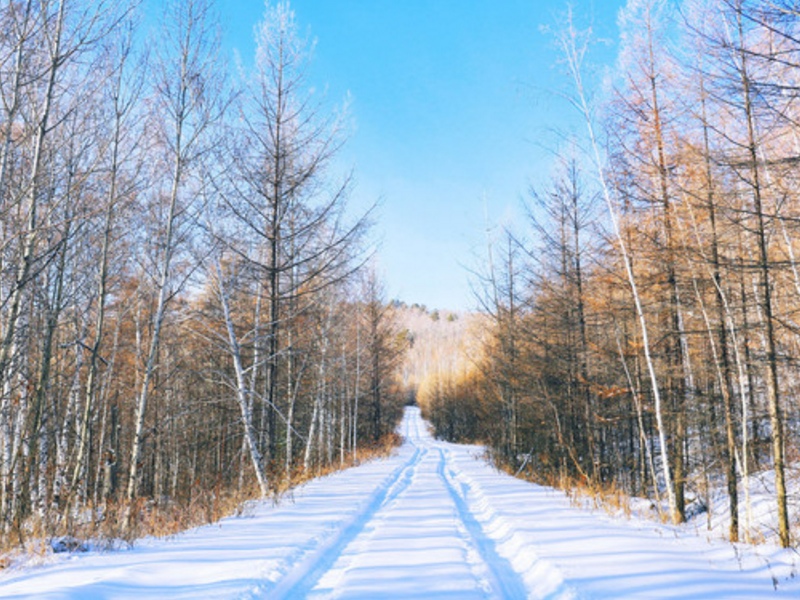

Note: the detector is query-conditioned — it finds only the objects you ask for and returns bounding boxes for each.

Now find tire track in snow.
[441,446,581,600]
[265,438,427,600]
[435,445,530,600]
[265,409,571,600]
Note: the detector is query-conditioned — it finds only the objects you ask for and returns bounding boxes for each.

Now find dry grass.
[0,433,402,569]
[504,459,800,545]
[497,460,636,521]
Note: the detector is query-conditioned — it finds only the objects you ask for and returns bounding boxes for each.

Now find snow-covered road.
[1,407,798,599]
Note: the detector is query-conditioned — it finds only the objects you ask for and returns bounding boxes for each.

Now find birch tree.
[125,0,225,512]
[556,7,681,524]
[211,0,368,481]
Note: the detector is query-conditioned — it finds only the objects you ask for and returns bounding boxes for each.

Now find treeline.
[422,0,800,548]
[394,303,474,403]
[0,0,406,544]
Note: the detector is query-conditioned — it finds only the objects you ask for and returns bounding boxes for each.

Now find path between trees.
[1,407,798,599]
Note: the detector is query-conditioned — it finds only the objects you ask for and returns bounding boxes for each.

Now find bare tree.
[555,7,681,524]
[211,0,369,481]
[125,0,226,513]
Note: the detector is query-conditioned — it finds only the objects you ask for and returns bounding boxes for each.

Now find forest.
[0,0,409,548]
[421,0,800,549]
[5,0,800,566]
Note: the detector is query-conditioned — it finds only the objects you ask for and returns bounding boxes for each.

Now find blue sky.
[213,0,626,311]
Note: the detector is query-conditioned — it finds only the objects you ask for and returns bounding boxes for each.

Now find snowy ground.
[1,407,798,599]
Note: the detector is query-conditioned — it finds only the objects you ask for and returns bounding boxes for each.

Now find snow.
[694,468,800,547]
[1,407,798,599]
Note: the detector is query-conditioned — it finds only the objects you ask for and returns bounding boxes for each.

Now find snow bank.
[0,407,797,599]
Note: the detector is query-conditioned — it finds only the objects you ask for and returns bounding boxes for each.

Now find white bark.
[215,259,270,497]
[557,11,679,523]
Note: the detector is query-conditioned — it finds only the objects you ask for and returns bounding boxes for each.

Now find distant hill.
[392,302,481,402]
